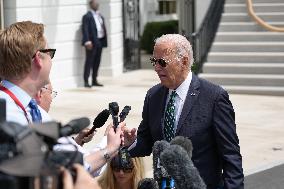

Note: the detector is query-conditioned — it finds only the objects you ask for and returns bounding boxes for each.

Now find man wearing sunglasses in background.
[124,34,244,189]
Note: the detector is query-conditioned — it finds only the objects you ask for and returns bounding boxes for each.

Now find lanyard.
[0,85,31,123]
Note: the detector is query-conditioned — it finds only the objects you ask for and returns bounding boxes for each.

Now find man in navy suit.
[82,0,107,88]
[124,34,244,189]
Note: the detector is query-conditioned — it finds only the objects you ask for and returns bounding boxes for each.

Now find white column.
[98,0,124,77]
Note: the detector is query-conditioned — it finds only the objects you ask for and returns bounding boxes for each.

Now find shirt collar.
[1,80,32,108]
[91,10,99,16]
[169,72,192,102]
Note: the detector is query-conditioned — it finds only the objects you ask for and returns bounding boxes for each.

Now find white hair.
[154,34,194,67]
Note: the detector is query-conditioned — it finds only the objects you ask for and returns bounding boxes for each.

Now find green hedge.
[140,20,179,54]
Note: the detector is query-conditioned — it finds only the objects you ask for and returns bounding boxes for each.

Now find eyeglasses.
[42,86,58,99]
[150,57,168,67]
[112,166,133,173]
[33,49,56,59]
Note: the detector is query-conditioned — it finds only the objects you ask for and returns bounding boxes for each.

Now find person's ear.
[181,56,189,67]
[33,52,43,68]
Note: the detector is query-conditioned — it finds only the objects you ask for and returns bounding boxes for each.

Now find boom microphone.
[170,136,193,158]
[160,140,206,189]
[88,109,110,134]
[60,117,90,137]
[152,140,171,184]
[138,178,159,189]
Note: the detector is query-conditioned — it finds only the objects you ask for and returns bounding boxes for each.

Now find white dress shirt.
[128,72,192,150]
[0,80,53,125]
[91,10,105,39]
[165,72,192,131]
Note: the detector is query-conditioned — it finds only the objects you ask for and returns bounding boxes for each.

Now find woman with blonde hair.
[97,155,145,189]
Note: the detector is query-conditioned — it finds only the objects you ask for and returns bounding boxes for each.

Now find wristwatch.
[102,148,111,162]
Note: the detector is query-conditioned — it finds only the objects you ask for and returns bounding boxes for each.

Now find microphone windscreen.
[152,140,170,181]
[138,178,159,189]
[170,136,193,158]
[60,117,90,136]
[91,109,110,130]
[160,144,206,189]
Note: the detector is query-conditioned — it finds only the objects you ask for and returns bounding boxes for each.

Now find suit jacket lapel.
[153,86,168,139]
[160,86,168,126]
[88,11,97,31]
[176,74,200,134]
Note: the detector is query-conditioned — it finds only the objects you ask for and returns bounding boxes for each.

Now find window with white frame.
[158,0,176,15]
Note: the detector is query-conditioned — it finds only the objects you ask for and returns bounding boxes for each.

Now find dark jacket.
[130,74,244,189]
[81,11,107,47]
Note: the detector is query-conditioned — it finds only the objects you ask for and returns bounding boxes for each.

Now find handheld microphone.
[119,105,131,122]
[88,109,110,135]
[152,140,171,185]
[109,103,132,171]
[138,178,159,189]
[160,138,206,189]
[170,136,193,158]
[60,117,90,137]
[109,102,119,130]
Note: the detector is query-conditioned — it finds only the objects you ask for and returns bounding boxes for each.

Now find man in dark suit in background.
[82,0,107,88]
[124,34,244,189]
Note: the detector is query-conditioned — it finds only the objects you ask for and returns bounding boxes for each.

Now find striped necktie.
[164,91,177,142]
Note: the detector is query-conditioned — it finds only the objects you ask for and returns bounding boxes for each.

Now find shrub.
[140,20,179,54]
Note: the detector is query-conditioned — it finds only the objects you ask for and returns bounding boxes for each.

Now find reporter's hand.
[63,164,99,189]
[123,127,137,147]
[106,122,125,157]
[104,124,112,136]
[74,128,95,146]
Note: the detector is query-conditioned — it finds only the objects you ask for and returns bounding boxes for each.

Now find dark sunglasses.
[112,166,133,173]
[150,57,168,67]
[33,49,56,59]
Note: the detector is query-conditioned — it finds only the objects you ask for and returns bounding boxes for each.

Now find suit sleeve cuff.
[127,139,137,151]
[84,41,92,46]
